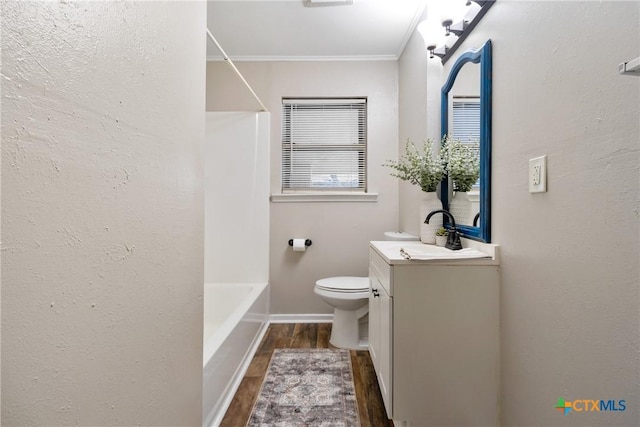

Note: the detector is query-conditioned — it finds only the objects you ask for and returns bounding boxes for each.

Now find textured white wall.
[0,1,3,411]
[1,2,205,425]
[0,3,2,411]
[401,1,640,425]
[207,61,399,314]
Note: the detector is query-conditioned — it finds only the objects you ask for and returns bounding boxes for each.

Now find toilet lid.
[316,276,369,292]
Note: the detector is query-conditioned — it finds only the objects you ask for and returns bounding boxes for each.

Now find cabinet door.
[368,274,381,372]
[378,284,393,417]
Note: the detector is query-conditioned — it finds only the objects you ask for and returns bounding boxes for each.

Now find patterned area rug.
[247,348,360,427]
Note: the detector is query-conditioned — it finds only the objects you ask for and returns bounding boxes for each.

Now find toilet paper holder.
[288,239,312,247]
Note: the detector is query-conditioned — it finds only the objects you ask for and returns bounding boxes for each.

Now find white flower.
[441,135,480,192]
[384,139,444,192]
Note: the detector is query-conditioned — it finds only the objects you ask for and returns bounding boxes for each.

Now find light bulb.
[464,1,482,23]
[417,19,443,50]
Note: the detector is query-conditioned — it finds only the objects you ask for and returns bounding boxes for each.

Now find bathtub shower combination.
[202,282,268,427]
[203,112,271,427]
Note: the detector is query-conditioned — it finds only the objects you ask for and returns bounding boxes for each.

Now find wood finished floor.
[219,323,393,427]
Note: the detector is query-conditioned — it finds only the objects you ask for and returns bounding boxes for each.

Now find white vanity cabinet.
[368,250,393,415]
[368,241,500,426]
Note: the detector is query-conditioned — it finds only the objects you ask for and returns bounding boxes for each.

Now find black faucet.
[473,212,480,227]
[424,209,463,250]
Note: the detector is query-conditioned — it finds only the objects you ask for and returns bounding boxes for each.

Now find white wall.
[1,2,205,425]
[0,3,3,410]
[398,5,443,235]
[205,112,270,284]
[0,1,3,410]
[207,61,399,313]
[401,1,639,425]
[450,62,480,99]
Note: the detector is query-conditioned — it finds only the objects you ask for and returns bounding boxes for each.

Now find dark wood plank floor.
[220,323,393,427]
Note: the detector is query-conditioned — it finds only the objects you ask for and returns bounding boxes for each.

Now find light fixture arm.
[428,45,448,59]
[442,19,453,36]
[449,21,468,37]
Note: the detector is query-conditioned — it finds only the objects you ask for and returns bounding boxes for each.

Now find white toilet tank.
[383,231,419,241]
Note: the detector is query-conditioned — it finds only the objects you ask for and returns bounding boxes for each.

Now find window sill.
[271,192,378,203]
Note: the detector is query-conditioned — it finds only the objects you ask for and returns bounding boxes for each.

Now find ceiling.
[206,0,427,61]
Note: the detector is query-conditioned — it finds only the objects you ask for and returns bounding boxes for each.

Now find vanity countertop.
[370,239,500,266]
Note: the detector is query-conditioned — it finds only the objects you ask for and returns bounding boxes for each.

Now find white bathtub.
[202,282,269,427]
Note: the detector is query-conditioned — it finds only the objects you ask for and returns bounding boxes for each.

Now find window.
[281,98,367,193]
[452,96,480,144]
[452,96,480,190]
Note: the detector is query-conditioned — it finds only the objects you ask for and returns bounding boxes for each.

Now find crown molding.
[396,2,426,59]
[206,54,398,62]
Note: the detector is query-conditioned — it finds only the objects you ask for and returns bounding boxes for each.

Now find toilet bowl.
[314,231,419,350]
[314,276,370,349]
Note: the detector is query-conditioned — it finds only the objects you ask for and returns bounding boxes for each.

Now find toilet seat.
[315,276,369,293]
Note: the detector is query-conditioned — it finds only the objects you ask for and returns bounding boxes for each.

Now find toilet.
[314,231,419,350]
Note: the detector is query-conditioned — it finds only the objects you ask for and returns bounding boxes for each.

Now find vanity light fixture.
[417,0,496,64]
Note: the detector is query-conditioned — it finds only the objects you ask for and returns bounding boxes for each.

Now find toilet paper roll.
[292,238,306,252]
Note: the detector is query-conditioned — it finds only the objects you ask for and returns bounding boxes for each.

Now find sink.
[374,241,449,255]
[400,244,458,255]
[370,240,499,265]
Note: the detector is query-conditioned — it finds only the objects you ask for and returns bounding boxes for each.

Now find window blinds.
[452,98,480,144]
[281,98,367,192]
[452,97,481,190]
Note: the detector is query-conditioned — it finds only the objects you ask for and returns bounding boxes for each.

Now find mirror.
[440,39,492,242]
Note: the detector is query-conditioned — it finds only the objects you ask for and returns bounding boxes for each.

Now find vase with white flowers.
[441,135,480,226]
[384,139,445,244]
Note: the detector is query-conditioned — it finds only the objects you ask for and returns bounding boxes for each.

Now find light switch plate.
[529,155,547,193]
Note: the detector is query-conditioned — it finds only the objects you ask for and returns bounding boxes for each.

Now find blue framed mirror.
[440,39,492,242]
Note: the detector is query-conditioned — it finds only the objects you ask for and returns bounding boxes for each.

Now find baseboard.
[207,319,270,427]
[269,313,334,323]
